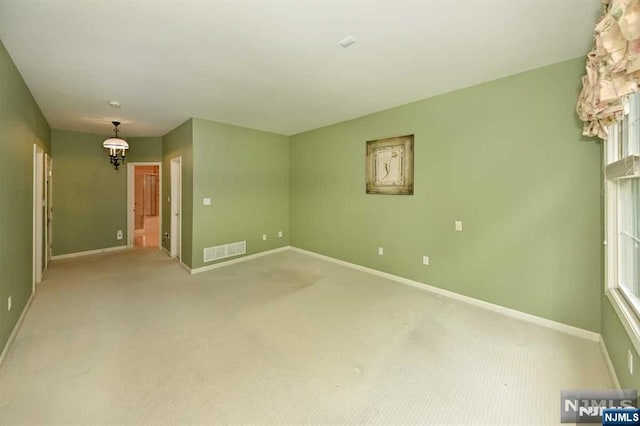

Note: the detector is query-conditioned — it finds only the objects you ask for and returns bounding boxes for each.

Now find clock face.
[374,146,404,186]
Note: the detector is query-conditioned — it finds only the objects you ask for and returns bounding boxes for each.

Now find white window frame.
[605,93,640,355]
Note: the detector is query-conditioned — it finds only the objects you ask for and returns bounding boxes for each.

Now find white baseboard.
[179,261,191,273]
[289,247,601,342]
[51,245,128,260]
[189,246,291,275]
[599,335,621,389]
[4,245,618,385]
[0,291,34,369]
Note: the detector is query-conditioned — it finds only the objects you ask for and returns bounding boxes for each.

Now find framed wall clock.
[365,134,414,195]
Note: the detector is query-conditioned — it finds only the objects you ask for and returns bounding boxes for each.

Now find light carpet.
[0,249,612,425]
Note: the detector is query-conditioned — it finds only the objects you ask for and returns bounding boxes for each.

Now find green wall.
[128,136,163,163]
[2,36,632,388]
[162,119,194,267]
[290,57,602,333]
[0,40,50,351]
[602,298,640,388]
[51,130,162,255]
[190,118,289,269]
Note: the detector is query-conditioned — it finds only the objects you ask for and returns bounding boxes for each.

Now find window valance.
[577,0,640,139]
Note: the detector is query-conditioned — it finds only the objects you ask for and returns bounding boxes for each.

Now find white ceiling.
[0,0,601,137]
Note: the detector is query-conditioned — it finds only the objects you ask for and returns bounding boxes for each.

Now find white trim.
[170,156,182,259]
[44,153,52,271]
[51,245,128,260]
[289,247,600,342]
[607,290,640,355]
[189,246,291,274]
[603,116,640,377]
[32,144,44,290]
[0,292,34,369]
[605,155,640,180]
[599,335,622,389]
[179,261,191,273]
[32,144,37,293]
[127,163,134,246]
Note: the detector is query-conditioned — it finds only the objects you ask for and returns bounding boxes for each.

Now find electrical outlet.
[629,350,634,375]
[7,296,11,311]
[116,229,123,240]
[378,247,384,256]
[455,220,463,231]
[423,256,430,266]
[262,234,267,241]
[278,231,283,238]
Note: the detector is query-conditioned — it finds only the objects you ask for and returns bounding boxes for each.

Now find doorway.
[170,157,182,259]
[127,163,161,248]
[32,145,44,289]
[44,154,52,268]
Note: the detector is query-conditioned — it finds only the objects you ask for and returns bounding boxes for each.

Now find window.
[618,178,640,307]
[605,93,640,344]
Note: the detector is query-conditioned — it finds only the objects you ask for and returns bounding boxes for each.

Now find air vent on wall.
[203,241,246,263]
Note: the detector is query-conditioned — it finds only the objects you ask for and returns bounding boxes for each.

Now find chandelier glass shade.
[103,121,128,170]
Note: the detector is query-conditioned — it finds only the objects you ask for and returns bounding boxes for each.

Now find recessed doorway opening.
[127,163,161,249]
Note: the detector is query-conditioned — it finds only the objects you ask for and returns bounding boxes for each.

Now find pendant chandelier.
[103,121,129,170]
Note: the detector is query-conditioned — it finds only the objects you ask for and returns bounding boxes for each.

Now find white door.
[33,145,44,288]
[170,157,182,259]
[44,154,52,268]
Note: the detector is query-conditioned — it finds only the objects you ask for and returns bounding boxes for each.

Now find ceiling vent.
[203,241,246,263]
[339,36,357,48]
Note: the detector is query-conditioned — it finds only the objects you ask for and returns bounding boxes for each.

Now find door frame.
[126,162,162,248]
[170,156,182,259]
[32,144,44,290]
[44,153,52,268]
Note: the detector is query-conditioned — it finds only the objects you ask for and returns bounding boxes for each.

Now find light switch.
[455,220,463,231]
[203,197,212,206]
